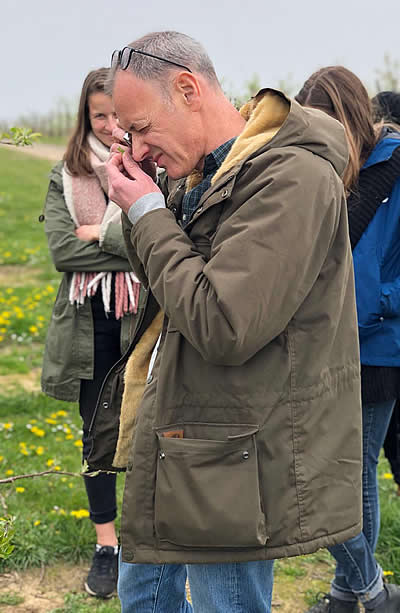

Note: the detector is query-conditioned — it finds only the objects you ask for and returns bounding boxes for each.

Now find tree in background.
[374,53,400,92]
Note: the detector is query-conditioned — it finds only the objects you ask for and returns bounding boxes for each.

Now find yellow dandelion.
[70,509,90,519]
[3,252,11,258]
[54,466,61,471]
[0,456,3,462]
[20,448,29,456]
[0,328,6,333]
[74,440,83,448]
[16,313,24,319]
[16,487,25,493]
[384,570,394,576]
[36,446,44,456]
[5,289,13,294]
[46,459,54,467]
[65,434,74,440]
[46,285,55,293]
[37,315,45,322]
[33,520,41,527]
[31,426,45,437]
[45,418,57,425]
[3,422,13,430]
[383,473,393,479]
[57,410,68,417]
[6,469,14,475]
[29,325,38,334]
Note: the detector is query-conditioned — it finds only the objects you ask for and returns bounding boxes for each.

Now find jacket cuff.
[128,193,166,225]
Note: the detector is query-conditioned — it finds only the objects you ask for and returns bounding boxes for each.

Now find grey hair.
[108,31,220,94]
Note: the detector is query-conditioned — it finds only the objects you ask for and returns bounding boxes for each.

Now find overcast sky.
[1,0,399,122]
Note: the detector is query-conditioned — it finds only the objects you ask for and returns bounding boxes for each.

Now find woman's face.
[88,92,117,148]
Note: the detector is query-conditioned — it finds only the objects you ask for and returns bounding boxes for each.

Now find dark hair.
[372,91,400,125]
[64,68,110,176]
[296,66,377,192]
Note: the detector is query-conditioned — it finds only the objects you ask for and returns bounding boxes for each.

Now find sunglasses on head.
[111,46,192,74]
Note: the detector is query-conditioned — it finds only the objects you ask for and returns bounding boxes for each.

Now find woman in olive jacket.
[41,68,139,599]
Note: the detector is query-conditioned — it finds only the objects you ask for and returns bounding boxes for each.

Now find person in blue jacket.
[372,91,400,492]
[296,67,400,613]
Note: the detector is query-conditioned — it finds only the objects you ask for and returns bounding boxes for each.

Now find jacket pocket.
[154,422,268,548]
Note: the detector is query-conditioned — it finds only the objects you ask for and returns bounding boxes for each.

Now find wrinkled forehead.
[114,70,174,132]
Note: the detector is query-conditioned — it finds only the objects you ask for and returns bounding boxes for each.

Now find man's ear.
[173,72,201,110]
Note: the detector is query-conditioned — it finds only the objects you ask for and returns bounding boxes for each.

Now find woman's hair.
[64,67,110,176]
[295,66,377,192]
[372,90,400,126]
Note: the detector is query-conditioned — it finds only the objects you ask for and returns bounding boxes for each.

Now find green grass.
[0,148,60,372]
[50,592,120,613]
[0,591,24,606]
[0,392,125,571]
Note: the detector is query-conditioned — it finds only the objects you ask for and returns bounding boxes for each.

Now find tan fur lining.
[212,92,290,185]
[112,310,163,468]
[185,169,203,193]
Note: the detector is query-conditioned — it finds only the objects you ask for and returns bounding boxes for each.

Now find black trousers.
[79,300,121,525]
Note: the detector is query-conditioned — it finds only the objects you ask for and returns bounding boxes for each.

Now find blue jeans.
[118,558,274,612]
[328,399,395,604]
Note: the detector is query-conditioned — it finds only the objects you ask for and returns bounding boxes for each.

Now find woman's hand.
[75,224,101,242]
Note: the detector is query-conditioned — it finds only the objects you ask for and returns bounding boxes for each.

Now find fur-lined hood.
[222,88,348,181]
[185,88,348,194]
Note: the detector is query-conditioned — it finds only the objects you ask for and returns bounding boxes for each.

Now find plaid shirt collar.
[181,137,236,227]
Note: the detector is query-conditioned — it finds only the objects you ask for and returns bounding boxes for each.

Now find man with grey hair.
[104,31,362,612]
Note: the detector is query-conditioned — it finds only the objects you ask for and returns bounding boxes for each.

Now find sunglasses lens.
[111,50,120,69]
[120,47,132,70]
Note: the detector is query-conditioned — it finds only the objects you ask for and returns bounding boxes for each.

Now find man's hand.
[111,126,157,182]
[106,151,161,215]
[75,224,100,242]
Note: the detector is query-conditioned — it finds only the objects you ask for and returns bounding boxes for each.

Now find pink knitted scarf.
[62,133,140,319]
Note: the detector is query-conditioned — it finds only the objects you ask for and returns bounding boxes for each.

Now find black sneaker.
[366,584,400,612]
[84,545,118,598]
[306,593,360,613]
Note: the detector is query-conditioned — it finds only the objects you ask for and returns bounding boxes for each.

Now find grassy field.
[0,146,399,612]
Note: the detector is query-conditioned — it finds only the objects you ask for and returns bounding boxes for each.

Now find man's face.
[113,70,204,179]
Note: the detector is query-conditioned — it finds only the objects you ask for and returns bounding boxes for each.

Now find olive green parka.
[41,162,135,402]
[91,90,362,564]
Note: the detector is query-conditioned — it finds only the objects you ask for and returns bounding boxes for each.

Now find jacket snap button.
[242,450,249,460]
[221,189,229,198]
[160,452,166,460]
[124,550,134,561]
[102,401,109,409]
[147,374,153,384]
[380,316,384,322]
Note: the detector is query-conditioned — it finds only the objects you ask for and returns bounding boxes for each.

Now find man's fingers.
[122,152,144,179]
[112,126,126,143]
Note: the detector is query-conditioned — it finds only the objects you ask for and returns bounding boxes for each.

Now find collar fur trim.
[212,90,290,185]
